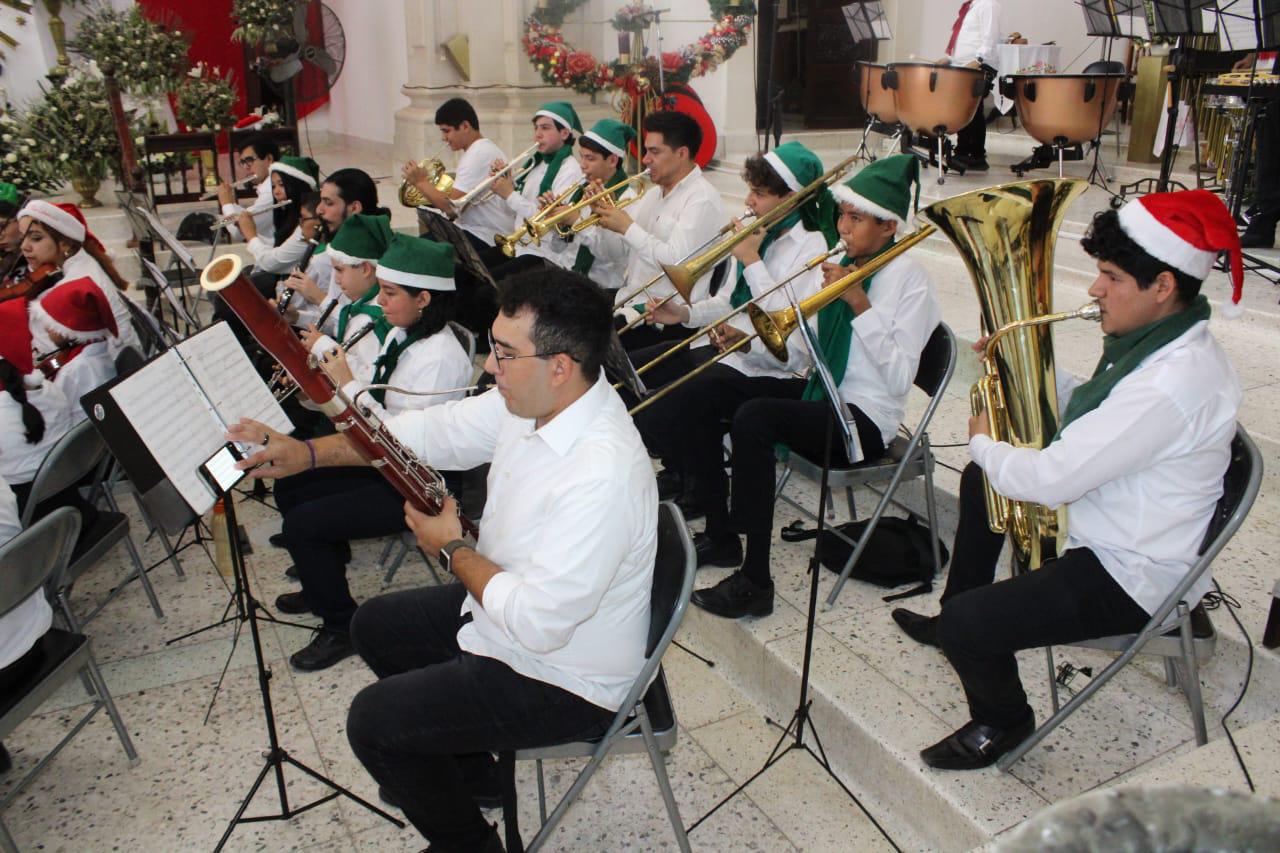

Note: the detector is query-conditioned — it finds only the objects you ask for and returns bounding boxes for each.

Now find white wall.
[2,0,131,111]
[314,0,410,145]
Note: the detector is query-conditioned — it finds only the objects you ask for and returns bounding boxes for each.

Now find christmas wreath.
[522,1,756,96]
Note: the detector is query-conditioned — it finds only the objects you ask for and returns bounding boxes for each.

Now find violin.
[0,261,63,303]
[34,342,77,381]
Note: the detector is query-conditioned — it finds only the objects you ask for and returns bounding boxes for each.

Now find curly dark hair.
[741,154,790,197]
[1080,209,1202,304]
[496,268,612,382]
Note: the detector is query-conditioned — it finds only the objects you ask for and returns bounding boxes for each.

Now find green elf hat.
[0,182,19,208]
[831,154,921,226]
[376,234,456,291]
[328,214,394,266]
[269,155,320,189]
[534,100,583,134]
[582,118,636,159]
[763,140,824,192]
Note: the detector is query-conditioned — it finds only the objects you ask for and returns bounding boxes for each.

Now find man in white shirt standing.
[893,190,1244,771]
[214,133,279,244]
[943,0,1001,172]
[230,268,656,852]
[590,110,728,351]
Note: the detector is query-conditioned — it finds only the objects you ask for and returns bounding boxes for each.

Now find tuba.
[399,158,455,207]
[921,178,1096,570]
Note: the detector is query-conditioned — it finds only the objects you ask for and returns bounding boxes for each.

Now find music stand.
[844,2,895,163]
[417,206,498,291]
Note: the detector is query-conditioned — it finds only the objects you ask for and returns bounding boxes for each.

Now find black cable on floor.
[1202,580,1256,793]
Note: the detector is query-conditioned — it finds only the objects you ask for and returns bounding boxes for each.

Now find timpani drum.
[1006,73,1126,146]
[884,61,986,136]
[857,61,898,125]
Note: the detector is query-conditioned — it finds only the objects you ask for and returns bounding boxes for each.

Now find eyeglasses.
[487,331,572,372]
[238,155,259,168]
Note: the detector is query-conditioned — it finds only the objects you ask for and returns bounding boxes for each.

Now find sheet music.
[133,205,199,271]
[1208,1,1262,49]
[176,322,292,437]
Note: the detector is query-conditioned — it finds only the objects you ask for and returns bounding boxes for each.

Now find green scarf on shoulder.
[337,284,392,344]
[515,144,574,196]
[729,187,840,309]
[369,327,427,405]
[1054,295,1211,438]
[572,165,630,276]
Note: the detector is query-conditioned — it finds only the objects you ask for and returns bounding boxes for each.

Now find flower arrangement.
[611,4,655,34]
[176,63,239,133]
[0,110,59,194]
[69,4,188,96]
[133,117,193,177]
[24,73,121,184]
[523,2,756,96]
[230,0,296,46]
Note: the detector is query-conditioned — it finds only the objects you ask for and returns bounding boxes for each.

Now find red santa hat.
[29,276,119,343]
[0,297,34,380]
[1117,189,1245,318]
[17,199,106,254]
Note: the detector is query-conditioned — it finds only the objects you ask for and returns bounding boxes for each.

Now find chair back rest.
[646,501,697,658]
[114,345,147,378]
[913,323,956,399]
[448,320,478,362]
[0,507,79,621]
[1196,426,1262,558]
[21,421,108,528]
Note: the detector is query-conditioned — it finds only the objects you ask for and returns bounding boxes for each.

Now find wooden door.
[803,0,875,128]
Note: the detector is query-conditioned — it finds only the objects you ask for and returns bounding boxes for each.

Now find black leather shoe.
[275,591,312,615]
[269,532,288,548]
[891,608,939,648]
[656,468,683,501]
[284,564,300,581]
[290,629,355,671]
[951,154,989,172]
[693,532,742,569]
[920,715,1035,770]
[692,571,773,618]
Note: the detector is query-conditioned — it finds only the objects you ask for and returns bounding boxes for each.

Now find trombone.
[629,224,937,415]
[495,178,590,257]
[210,199,291,231]
[451,143,539,218]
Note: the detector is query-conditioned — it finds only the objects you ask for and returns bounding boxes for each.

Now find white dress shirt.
[52,341,115,423]
[684,219,827,380]
[591,165,727,310]
[42,251,143,360]
[248,224,310,275]
[453,137,514,246]
[808,253,940,461]
[0,474,52,670]
[308,305,383,392]
[503,150,585,268]
[220,178,275,244]
[388,377,657,711]
[0,375,73,485]
[548,184,638,290]
[969,320,1241,614]
[949,0,1002,66]
[340,326,473,420]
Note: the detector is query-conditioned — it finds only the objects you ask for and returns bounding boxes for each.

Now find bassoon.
[200,253,478,538]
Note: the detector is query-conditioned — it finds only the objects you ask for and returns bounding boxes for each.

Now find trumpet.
[272,321,377,402]
[199,174,257,201]
[544,169,651,238]
[495,178,591,258]
[629,225,936,415]
[451,143,539,218]
[210,199,292,231]
[399,157,454,208]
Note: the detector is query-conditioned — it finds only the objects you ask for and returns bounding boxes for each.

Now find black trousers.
[275,467,405,628]
[1250,99,1280,228]
[936,463,1150,728]
[955,65,996,160]
[616,314,690,354]
[729,397,886,587]
[453,230,503,342]
[347,583,614,851]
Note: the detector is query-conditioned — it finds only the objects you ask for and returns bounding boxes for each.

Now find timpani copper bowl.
[857,61,898,125]
[884,61,986,136]
[1007,73,1126,146]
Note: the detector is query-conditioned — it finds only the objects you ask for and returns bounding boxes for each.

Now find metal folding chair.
[774,323,957,608]
[1000,425,1263,770]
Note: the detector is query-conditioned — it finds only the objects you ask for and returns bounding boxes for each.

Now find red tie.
[946,1,972,56]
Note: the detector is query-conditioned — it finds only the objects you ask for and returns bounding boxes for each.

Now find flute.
[210,199,292,231]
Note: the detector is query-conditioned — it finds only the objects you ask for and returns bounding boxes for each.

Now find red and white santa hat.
[0,297,34,381]
[29,276,119,343]
[1117,189,1245,318]
[17,199,107,254]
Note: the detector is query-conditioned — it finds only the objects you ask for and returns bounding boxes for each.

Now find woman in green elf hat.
[489,101,585,271]
[690,154,941,621]
[274,233,474,672]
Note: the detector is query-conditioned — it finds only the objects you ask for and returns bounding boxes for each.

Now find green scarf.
[730,188,841,309]
[573,165,629,276]
[515,144,574,195]
[801,237,897,401]
[1054,295,1211,438]
[369,327,427,405]
[729,209,802,308]
[337,284,391,344]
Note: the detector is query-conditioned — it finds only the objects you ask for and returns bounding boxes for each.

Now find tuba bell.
[921,178,1096,570]
[399,158,454,208]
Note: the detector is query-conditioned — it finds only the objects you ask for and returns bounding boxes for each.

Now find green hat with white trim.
[534,101,583,134]
[376,234,455,291]
[328,214,394,266]
[270,155,320,189]
[762,141,823,193]
[582,118,635,159]
[831,154,920,226]
[0,182,18,208]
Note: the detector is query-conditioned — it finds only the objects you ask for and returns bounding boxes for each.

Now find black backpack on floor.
[780,514,949,601]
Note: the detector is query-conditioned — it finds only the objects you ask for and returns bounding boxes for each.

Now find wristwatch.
[438,538,471,575]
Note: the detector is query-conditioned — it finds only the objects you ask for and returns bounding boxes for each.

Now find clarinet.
[269,320,377,402]
[278,238,321,317]
[201,253,479,538]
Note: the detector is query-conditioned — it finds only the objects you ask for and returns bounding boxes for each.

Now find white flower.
[1,134,10,142]
[23,138,33,146]
[140,61,149,69]
[60,153,69,161]
[3,153,15,164]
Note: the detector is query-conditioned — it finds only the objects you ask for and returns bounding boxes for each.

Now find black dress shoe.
[284,564,300,581]
[920,714,1035,770]
[891,608,939,648]
[656,468,683,501]
[290,629,355,671]
[693,532,742,569]
[951,154,989,172]
[691,571,773,618]
[275,591,313,615]
[269,532,288,548]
